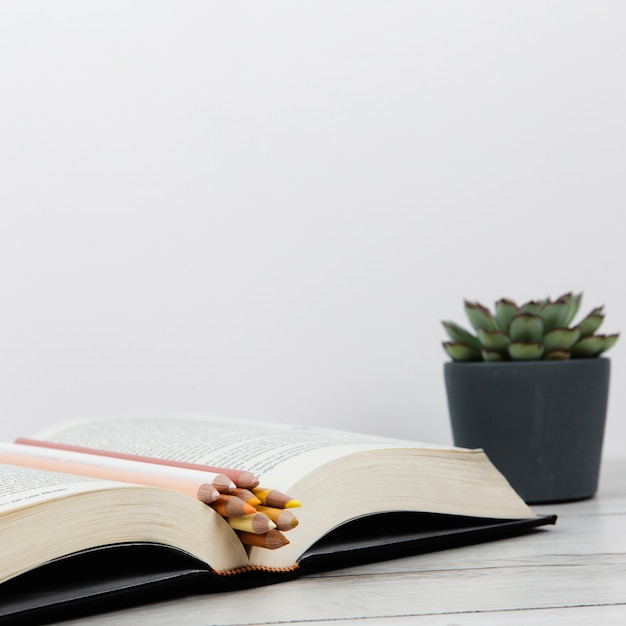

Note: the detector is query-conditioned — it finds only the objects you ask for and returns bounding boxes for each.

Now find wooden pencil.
[255,505,299,531]
[7,442,234,491]
[237,529,290,550]
[227,487,262,507]
[15,437,259,488]
[0,448,221,504]
[252,487,302,509]
[227,513,276,534]
[210,494,257,517]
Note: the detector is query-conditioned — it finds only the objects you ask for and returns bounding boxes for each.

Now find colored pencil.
[252,487,302,509]
[237,529,290,550]
[14,437,259,488]
[227,487,262,506]
[226,513,276,534]
[210,494,257,517]
[6,442,234,491]
[255,505,299,531]
[0,448,221,504]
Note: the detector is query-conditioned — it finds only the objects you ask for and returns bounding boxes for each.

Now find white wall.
[1,1,624,457]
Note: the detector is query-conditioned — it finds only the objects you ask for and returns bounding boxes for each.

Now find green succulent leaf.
[600,333,619,353]
[544,349,571,360]
[508,341,544,360]
[540,302,568,333]
[482,349,506,362]
[578,310,604,338]
[441,321,482,350]
[477,328,510,351]
[442,342,482,361]
[494,299,518,332]
[444,293,618,361]
[519,301,542,316]
[543,327,581,353]
[559,292,582,326]
[570,335,606,357]
[464,301,499,332]
[509,313,544,342]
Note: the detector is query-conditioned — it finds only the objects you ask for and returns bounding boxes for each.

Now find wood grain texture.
[60,458,626,625]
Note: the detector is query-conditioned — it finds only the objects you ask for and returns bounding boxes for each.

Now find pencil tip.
[197,484,220,503]
[213,474,236,493]
[236,471,260,489]
[270,529,290,547]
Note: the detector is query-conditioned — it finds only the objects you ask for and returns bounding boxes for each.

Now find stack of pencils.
[216,485,301,550]
[178,456,302,550]
[5,439,301,551]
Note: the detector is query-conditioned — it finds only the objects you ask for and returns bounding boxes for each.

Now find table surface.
[59,458,626,626]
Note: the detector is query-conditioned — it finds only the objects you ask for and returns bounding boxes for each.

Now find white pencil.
[0,448,222,504]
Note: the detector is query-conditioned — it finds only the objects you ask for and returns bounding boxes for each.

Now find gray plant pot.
[444,357,610,503]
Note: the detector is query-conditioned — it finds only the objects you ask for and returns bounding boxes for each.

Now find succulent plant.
[442,292,619,362]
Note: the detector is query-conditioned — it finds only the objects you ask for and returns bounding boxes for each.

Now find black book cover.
[0,513,557,625]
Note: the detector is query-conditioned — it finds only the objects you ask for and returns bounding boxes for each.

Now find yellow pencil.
[255,505,299,531]
[227,513,276,534]
[252,487,301,509]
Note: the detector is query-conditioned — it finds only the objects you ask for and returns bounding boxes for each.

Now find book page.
[33,415,459,486]
[0,464,120,513]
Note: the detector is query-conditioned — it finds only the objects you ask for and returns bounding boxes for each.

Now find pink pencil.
[15,437,259,489]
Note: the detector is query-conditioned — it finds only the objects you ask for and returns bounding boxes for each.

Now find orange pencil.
[252,487,301,509]
[237,529,289,550]
[15,437,259,488]
[227,488,262,506]
[0,448,221,504]
[255,505,299,531]
[210,494,257,517]
[227,513,276,534]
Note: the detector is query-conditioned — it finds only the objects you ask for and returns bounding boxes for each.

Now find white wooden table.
[61,458,626,625]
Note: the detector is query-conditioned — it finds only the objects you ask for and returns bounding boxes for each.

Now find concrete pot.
[444,358,610,503]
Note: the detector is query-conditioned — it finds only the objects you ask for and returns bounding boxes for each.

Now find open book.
[0,415,555,623]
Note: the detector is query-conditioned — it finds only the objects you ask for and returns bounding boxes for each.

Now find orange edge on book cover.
[213,563,300,576]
